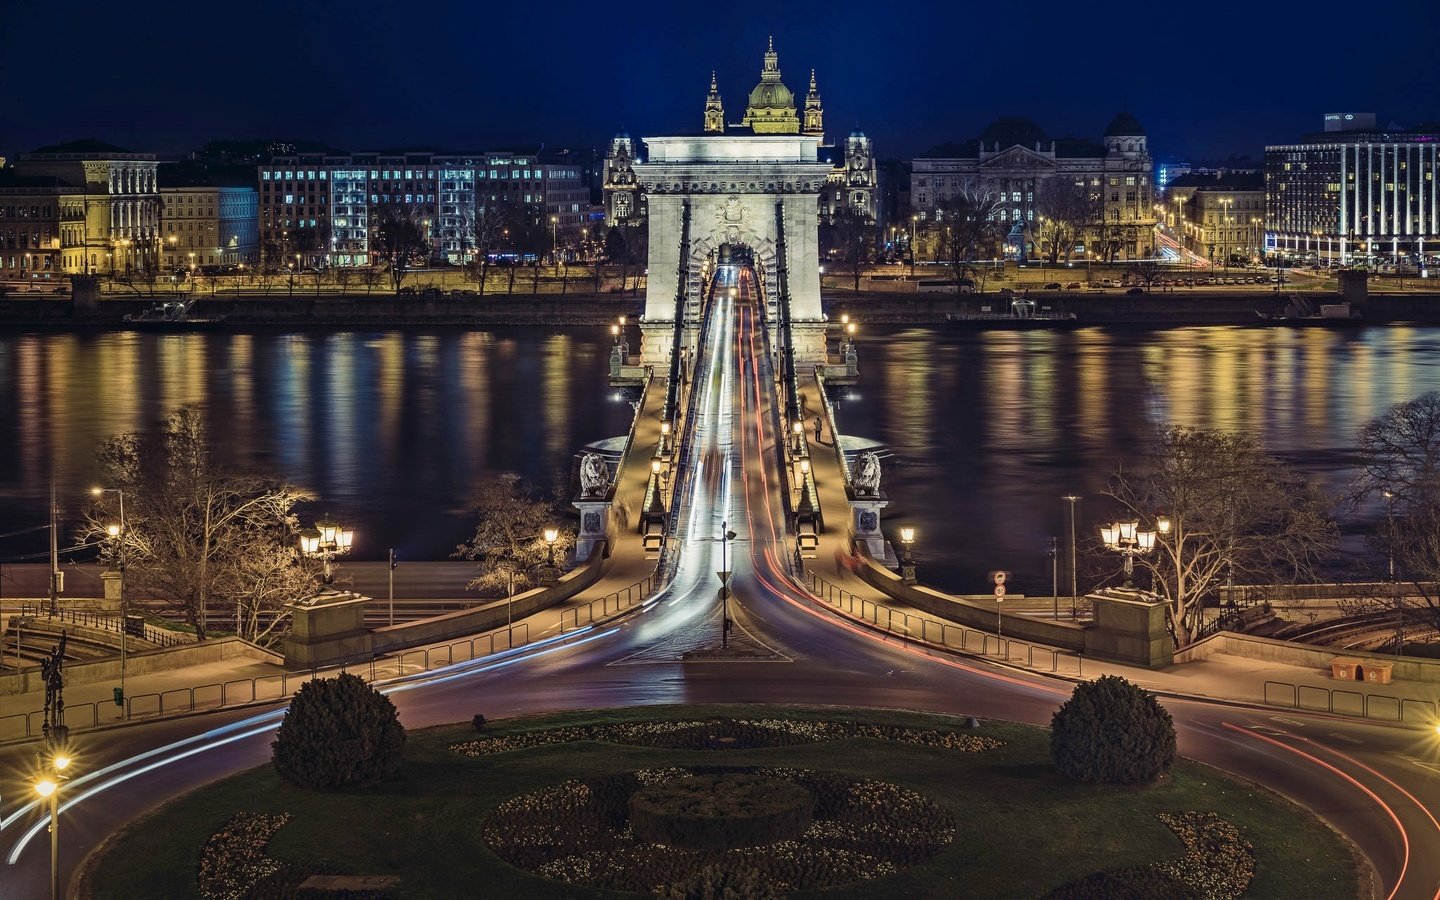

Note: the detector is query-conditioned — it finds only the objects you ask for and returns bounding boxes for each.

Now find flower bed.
[1045,811,1256,900]
[483,766,953,895]
[450,717,1004,756]
[196,812,290,900]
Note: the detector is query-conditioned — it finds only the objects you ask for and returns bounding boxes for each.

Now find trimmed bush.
[1050,675,1176,784]
[471,714,487,732]
[629,773,814,850]
[272,673,405,789]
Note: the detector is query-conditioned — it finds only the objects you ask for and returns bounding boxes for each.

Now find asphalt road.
[3,267,1439,898]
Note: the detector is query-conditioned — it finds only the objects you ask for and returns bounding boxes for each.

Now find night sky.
[4,0,1437,162]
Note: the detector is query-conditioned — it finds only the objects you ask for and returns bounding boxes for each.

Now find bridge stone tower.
[635,41,832,369]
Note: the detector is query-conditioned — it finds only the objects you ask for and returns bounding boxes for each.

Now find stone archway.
[635,135,833,368]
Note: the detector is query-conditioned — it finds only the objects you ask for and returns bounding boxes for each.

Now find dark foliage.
[1051,676,1176,784]
[272,674,405,789]
[471,714,487,732]
[1044,867,1200,900]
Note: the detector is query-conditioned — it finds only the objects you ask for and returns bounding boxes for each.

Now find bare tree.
[935,188,1003,290]
[1134,259,1165,291]
[451,474,574,597]
[1106,426,1336,645]
[371,202,430,292]
[360,266,383,295]
[1033,178,1092,265]
[83,408,317,641]
[1350,392,1440,634]
[820,206,877,292]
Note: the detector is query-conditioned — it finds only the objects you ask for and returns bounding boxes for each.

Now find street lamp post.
[659,420,672,456]
[720,523,737,649]
[1099,520,1156,588]
[544,527,559,568]
[909,215,918,279]
[550,215,559,273]
[299,514,354,586]
[899,526,916,584]
[1063,494,1080,618]
[35,751,69,900]
[90,487,127,708]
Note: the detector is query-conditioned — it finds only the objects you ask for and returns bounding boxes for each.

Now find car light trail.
[1222,722,1412,900]
[3,625,618,865]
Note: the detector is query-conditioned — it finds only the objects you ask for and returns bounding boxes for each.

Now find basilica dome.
[741,37,801,134]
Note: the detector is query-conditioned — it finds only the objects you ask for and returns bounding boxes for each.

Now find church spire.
[703,70,725,133]
[803,68,824,138]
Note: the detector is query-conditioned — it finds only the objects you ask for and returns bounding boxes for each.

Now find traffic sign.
[717,571,731,585]
[993,584,1006,600]
[992,571,1007,586]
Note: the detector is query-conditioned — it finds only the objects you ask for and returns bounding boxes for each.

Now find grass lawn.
[81,704,1362,899]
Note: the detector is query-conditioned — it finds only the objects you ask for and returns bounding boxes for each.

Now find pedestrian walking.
[814,417,822,442]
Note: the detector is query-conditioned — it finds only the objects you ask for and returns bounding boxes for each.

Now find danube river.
[0,323,1435,596]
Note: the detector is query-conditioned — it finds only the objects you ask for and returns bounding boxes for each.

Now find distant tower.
[803,69,824,138]
[703,71,725,134]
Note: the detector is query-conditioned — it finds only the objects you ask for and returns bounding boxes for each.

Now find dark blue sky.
[4,0,1437,162]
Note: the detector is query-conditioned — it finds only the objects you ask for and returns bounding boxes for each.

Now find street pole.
[118,489,126,710]
[1064,495,1079,618]
[48,787,59,900]
[1051,536,1059,621]
[389,548,396,627]
[49,479,59,616]
[722,522,729,649]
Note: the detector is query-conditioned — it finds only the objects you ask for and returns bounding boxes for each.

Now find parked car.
[1126,286,1146,295]
[1043,282,1062,290]
[1065,281,1082,289]
[420,287,444,298]
[398,286,417,295]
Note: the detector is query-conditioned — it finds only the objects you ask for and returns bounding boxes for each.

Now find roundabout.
[79,705,1361,899]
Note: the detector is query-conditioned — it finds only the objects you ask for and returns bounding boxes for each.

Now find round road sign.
[993,584,1006,599]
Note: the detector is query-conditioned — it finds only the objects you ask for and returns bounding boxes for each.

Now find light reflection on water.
[7,324,1440,595]
[836,325,1440,595]
[0,328,629,565]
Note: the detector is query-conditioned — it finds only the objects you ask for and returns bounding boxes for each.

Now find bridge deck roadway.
[3,267,1439,896]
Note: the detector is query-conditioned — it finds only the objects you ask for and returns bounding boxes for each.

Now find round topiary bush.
[628,772,814,850]
[272,673,406,789]
[1051,675,1176,784]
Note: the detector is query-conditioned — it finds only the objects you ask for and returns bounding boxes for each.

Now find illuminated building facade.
[10,141,162,275]
[1266,115,1440,266]
[158,165,258,270]
[259,151,586,267]
[1165,172,1265,264]
[910,113,1155,260]
[0,172,63,281]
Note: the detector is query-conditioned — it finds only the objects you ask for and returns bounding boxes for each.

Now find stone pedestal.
[101,569,123,603]
[848,494,893,563]
[574,499,613,562]
[789,320,829,368]
[1085,589,1174,668]
[283,589,374,668]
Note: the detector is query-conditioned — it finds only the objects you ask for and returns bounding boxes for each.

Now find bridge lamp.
[899,527,917,583]
[610,324,620,344]
[840,313,850,325]
[300,515,353,585]
[544,527,559,567]
[792,419,805,453]
[619,315,626,326]
[659,420,671,455]
[1100,520,1155,589]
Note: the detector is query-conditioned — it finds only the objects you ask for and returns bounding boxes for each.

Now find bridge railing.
[0,619,535,743]
[557,574,656,633]
[17,603,192,648]
[1260,679,1438,726]
[804,569,1084,676]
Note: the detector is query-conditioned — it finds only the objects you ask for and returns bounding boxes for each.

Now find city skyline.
[4,0,1437,161]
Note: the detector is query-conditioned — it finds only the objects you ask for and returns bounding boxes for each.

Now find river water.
[0,323,1435,596]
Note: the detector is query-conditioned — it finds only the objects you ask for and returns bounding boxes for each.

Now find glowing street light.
[544,527,559,567]
[1100,520,1156,589]
[299,514,354,585]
